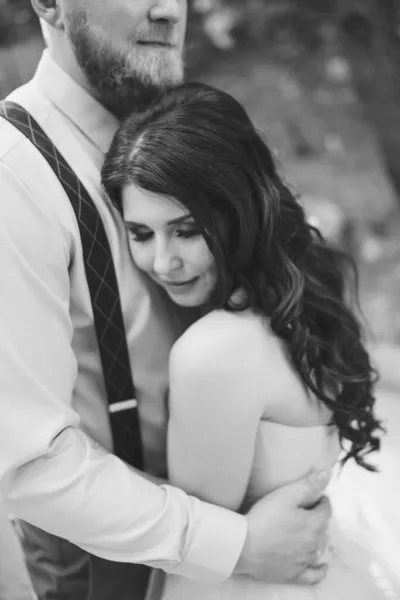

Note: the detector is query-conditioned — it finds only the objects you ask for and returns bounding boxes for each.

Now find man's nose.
[149,0,183,24]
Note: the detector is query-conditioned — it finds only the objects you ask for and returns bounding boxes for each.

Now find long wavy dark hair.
[102,82,382,470]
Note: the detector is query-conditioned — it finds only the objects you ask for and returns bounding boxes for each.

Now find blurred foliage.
[188,0,336,73]
[0,0,39,46]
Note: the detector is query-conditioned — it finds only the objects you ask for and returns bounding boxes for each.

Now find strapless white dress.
[154,421,400,599]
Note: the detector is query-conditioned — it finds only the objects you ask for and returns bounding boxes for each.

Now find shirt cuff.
[171,495,248,583]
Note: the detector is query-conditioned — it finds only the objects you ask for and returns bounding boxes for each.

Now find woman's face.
[122,184,217,307]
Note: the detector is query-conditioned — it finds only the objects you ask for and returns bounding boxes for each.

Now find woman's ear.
[30,0,64,29]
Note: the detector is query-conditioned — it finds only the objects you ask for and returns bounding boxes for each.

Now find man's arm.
[0,161,247,582]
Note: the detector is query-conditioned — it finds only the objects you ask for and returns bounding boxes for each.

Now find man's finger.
[294,563,329,586]
[306,496,332,532]
[290,469,332,509]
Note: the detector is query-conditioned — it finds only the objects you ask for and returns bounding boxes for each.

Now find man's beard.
[67,8,185,120]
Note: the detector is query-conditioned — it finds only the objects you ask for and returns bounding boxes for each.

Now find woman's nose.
[153,242,182,276]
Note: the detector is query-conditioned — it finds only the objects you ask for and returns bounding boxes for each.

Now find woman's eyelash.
[127,227,201,242]
[176,228,200,239]
[128,230,152,242]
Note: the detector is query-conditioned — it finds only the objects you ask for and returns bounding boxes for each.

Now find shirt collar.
[32,50,120,154]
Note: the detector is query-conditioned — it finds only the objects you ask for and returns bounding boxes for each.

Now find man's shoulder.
[0,85,58,193]
[0,82,53,162]
[0,117,26,162]
[0,84,27,161]
[0,88,76,236]
[0,110,53,199]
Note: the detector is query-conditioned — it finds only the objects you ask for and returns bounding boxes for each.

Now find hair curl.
[102,82,383,470]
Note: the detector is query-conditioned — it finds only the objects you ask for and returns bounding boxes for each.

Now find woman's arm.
[167,312,268,512]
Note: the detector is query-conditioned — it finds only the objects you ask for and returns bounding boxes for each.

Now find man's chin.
[93,78,172,120]
[77,45,184,117]
[133,55,184,88]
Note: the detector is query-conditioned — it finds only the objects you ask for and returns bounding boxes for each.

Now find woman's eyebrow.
[124,220,148,228]
[167,215,192,226]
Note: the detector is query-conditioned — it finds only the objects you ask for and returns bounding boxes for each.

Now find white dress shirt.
[0,50,247,582]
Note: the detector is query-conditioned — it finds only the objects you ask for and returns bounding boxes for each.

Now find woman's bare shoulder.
[170,309,322,423]
[170,309,286,377]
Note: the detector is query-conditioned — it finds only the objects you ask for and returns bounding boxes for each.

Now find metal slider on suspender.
[109,399,138,413]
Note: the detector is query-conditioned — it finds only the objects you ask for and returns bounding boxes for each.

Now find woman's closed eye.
[175,225,201,239]
[127,225,201,243]
[128,228,153,243]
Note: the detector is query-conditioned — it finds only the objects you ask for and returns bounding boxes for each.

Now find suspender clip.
[109,399,137,413]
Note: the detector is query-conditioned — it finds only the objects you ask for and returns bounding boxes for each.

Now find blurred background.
[1,1,400,597]
[2,0,400,348]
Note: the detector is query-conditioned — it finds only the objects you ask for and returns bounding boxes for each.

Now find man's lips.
[137,40,175,47]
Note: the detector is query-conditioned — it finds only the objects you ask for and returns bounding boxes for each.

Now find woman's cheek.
[129,244,152,274]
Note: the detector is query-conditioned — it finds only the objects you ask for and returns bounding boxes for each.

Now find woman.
[102,83,399,599]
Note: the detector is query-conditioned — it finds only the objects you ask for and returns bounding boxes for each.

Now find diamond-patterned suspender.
[0,101,145,471]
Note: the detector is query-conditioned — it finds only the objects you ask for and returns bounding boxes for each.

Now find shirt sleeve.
[0,161,247,582]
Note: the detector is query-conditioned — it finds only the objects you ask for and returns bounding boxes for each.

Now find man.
[0,1,331,599]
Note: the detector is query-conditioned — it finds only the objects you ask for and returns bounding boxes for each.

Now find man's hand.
[234,469,332,585]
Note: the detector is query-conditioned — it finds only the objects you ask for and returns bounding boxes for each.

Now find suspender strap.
[0,101,144,470]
